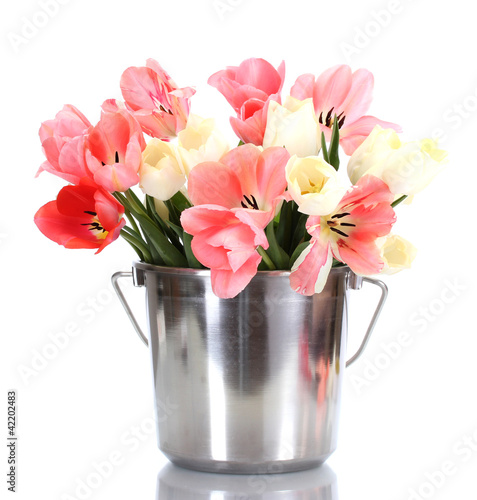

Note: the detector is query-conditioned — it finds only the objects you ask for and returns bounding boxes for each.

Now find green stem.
[257,246,276,270]
[125,189,149,217]
[321,132,330,164]
[391,195,408,208]
[120,229,153,263]
[124,208,141,236]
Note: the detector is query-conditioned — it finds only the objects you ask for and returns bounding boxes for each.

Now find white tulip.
[376,234,417,275]
[286,155,346,215]
[263,97,322,157]
[347,126,447,197]
[177,114,230,176]
[140,139,186,201]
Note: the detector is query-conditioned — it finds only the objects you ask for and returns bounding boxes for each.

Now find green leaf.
[165,220,184,239]
[120,228,149,262]
[391,195,408,208]
[258,259,269,271]
[276,201,293,252]
[125,189,149,217]
[289,241,310,268]
[321,132,330,163]
[265,222,290,269]
[145,195,164,227]
[142,232,165,265]
[256,246,276,270]
[146,196,184,251]
[170,191,192,213]
[290,213,308,252]
[182,231,203,269]
[135,213,187,267]
[329,115,340,171]
[164,200,181,227]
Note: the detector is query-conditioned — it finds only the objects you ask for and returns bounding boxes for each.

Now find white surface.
[1,0,476,498]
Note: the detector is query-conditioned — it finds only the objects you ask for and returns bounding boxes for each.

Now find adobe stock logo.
[213,0,246,21]
[7,0,72,54]
[339,0,418,63]
[349,278,467,394]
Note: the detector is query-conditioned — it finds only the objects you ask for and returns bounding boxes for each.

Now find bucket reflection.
[156,463,338,499]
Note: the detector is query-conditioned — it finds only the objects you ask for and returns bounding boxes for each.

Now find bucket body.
[133,261,352,474]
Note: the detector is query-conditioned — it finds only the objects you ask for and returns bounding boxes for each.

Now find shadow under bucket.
[112,262,387,474]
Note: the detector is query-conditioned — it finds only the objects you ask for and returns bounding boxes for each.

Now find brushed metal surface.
[134,262,350,474]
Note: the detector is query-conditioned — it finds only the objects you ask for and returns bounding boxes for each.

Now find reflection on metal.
[156,462,339,499]
[113,262,387,474]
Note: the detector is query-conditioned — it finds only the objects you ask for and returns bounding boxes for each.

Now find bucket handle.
[111,271,149,347]
[111,271,388,363]
[346,276,388,367]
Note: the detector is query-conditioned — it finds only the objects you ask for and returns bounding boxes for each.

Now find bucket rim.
[132,260,351,278]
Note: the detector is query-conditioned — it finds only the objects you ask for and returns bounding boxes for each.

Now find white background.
[1,0,477,498]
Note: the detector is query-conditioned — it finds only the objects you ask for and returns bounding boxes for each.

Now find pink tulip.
[290,175,396,295]
[85,100,146,192]
[34,178,125,254]
[230,94,277,146]
[181,144,290,298]
[120,59,195,140]
[291,65,401,155]
[37,104,92,184]
[208,58,285,145]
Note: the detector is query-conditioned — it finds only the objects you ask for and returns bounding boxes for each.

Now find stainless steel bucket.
[112,262,387,474]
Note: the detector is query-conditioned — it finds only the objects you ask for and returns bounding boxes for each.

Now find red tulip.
[34,179,125,254]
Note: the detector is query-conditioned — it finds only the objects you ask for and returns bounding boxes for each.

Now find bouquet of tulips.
[34,58,447,298]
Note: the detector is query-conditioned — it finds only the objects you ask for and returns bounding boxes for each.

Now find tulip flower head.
[34,180,126,254]
[37,104,92,184]
[291,65,401,155]
[290,175,396,295]
[121,59,195,140]
[85,100,146,192]
[34,57,444,298]
[208,58,285,145]
[181,144,290,298]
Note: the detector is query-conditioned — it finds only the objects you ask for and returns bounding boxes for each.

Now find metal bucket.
[112,262,387,474]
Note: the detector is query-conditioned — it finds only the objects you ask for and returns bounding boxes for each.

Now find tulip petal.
[263,99,321,157]
[211,252,262,299]
[340,174,395,207]
[313,65,352,116]
[187,161,243,208]
[338,68,374,124]
[94,190,125,231]
[220,144,260,197]
[34,183,124,254]
[340,116,402,155]
[230,111,265,145]
[191,233,231,270]
[290,236,333,295]
[93,163,140,193]
[235,58,283,95]
[254,146,290,207]
[334,238,384,275]
[290,73,315,100]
